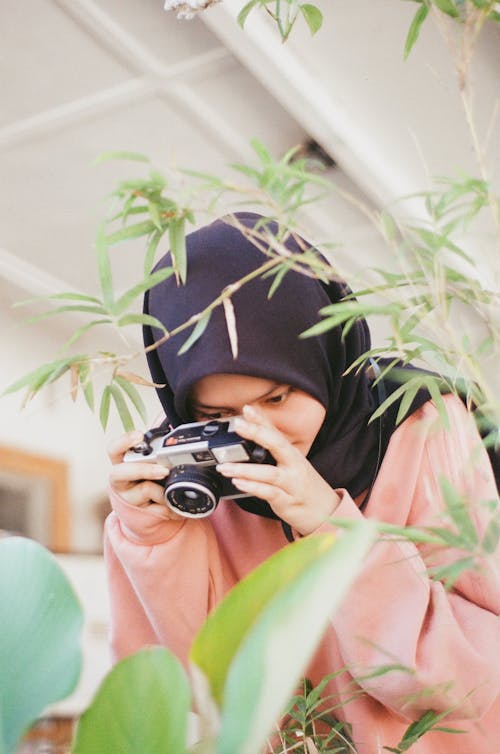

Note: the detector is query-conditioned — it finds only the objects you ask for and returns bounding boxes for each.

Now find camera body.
[124,418,274,518]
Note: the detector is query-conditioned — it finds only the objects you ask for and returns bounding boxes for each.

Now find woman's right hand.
[108,430,178,514]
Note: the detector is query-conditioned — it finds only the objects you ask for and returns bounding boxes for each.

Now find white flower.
[164,0,221,20]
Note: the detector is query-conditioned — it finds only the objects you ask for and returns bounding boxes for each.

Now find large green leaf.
[72,647,190,754]
[0,538,83,754]
[190,523,376,754]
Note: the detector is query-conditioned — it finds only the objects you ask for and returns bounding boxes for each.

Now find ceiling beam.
[199,0,423,214]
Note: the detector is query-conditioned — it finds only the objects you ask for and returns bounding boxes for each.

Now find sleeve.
[312,395,500,722]
[104,489,233,667]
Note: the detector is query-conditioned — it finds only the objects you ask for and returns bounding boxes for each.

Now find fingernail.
[234,417,249,431]
[243,404,257,417]
[152,466,168,477]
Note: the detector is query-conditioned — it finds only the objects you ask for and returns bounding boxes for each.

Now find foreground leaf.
[190,523,376,754]
[72,648,190,754]
[0,538,83,754]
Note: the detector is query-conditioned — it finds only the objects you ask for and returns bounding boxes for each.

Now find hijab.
[143,212,432,519]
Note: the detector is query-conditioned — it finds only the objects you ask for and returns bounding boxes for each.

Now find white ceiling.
[0,0,499,313]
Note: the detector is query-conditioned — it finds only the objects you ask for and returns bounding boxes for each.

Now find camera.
[124,418,274,518]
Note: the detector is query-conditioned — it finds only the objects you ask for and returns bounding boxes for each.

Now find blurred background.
[0,0,499,731]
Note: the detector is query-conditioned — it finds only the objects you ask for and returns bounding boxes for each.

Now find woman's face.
[190,373,326,457]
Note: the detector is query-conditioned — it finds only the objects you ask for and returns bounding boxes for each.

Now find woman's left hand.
[216,404,341,535]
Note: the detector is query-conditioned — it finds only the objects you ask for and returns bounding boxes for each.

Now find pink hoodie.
[105,395,500,753]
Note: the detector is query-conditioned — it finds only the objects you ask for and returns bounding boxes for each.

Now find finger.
[231,476,292,509]
[124,480,168,507]
[234,414,296,466]
[217,461,282,487]
[108,430,146,464]
[110,462,169,486]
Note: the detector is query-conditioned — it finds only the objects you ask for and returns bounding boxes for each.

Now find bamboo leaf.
[481,514,500,554]
[110,383,135,431]
[114,376,148,424]
[223,297,238,359]
[13,292,102,308]
[93,150,150,165]
[96,223,114,310]
[395,379,423,425]
[70,365,79,402]
[169,217,187,284]
[144,229,163,275]
[59,319,112,351]
[78,362,95,411]
[178,313,211,355]
[2,357,79,397]
[250,139,273,166]
[100,386,112,430]
[439,477,478,547]
[426,378,450,430]
[428,557,477,590]
[148,201,163,231]
[237,0,260,27]
[433,0,460,16]
[267,263,291,299]
[113,267,174,315]
[117,313,168,332]
[23,304,109,324]
[115,370,166,389]
[105,220,157,246]
[404,4,429,59]
[299,3,323,34]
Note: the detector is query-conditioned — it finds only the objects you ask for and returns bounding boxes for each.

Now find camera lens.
[165,465,221,517]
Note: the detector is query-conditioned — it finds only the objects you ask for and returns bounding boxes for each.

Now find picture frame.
[0,444,69,552]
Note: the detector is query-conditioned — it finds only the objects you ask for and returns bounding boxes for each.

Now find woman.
[106,212,500,753]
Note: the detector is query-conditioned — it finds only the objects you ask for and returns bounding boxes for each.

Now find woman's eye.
[196,410,234,421]
[265,389,291,406]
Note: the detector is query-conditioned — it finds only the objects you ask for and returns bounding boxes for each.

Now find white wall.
[0,284,160,552]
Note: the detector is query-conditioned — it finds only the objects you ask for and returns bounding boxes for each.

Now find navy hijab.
[143,212,431,518]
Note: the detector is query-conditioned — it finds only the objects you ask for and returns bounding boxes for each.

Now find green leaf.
[105,220,157,246]
[1,357,79,397]
[208,523,376,754]
[250,138,273,166]
[481,514,500,554]
[426,378,450,430]
[93,150,151,165]
[72,648,189,754]
[113,267,174,316]
[178,312,211,355]
[59,319,112,351]
[109,383,135,431]
[404,4,429,59]
[433,0,460,16]
[427,557,477,589]
[169,217,187,284]
[78,362,95,411]
[12,292,102,308]
[117,313,167,332]
[439,477,478,547]
[237,0,260,27]
[100,385,112,430]
[299,3,323,34]
[144,229,163,275]
[96,223,114,310]
[148,201,163,231]
[0,538,83,754]
[22,304,109,324]
[114,376,148,424]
